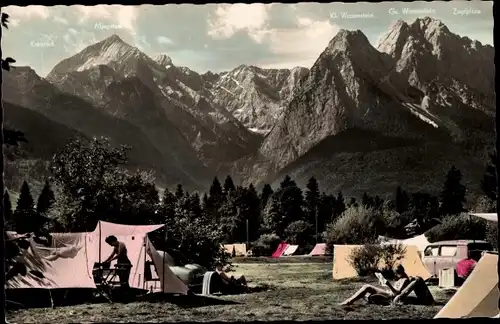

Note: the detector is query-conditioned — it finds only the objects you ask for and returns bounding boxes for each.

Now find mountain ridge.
[4,17,494,197]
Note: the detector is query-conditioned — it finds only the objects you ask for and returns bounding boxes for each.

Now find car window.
[424,246,439,256]
[468,243,493,252]
[440,245,458,257]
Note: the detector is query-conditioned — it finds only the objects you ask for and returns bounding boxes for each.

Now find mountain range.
[3,17,495,197]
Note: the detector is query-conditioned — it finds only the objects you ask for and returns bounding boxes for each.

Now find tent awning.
[470,213,498,222]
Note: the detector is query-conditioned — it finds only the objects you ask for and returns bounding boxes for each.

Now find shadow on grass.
[137,293,242,308]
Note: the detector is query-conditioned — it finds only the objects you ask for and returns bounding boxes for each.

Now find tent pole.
[143,236,147,291]
[98,220,102,263]
[162,228,166,293]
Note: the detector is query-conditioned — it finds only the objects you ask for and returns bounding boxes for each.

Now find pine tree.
[481,151,497,202]
[188,192,202,220]
[305,177,320,236]
[373,196,384,210]
[4,190,13,230]
[263,194,283,236]
[13,181,36,234]
[36,180,55,216]
[175,184,184,200]
[395,186,410,214]
[318,193,335,233]
[201,193,209,211]
[361,192,374,208]
[223,175,236,195]
[162,189,177,222]
[280,176,305,222]
[348,197,358,208]
[280,175,294,189]
[207,177,224,220]
[439,166,467,216]
[410,192,440,229]
[334,191,346,218]
[260,184,273,211]
[245,184,262,241]
[209,177,223,199]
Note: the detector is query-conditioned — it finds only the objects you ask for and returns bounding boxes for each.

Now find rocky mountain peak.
[411,17,449,33]
[103,33,126,45]
[326,29,372,53]
[153,54,173,67]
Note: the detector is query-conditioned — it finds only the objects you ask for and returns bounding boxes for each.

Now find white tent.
[470,213,498,222]
[6,221,188,295]
[434,252,499,318]
[379,234,430,253]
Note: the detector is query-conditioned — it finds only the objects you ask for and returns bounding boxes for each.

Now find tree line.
[6,136,495,261]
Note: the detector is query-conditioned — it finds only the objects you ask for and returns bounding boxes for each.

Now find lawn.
[6,262,453,322]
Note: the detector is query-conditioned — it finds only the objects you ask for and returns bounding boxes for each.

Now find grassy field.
[6,263,454,322]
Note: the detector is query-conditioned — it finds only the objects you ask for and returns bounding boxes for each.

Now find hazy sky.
[1,1,493,76]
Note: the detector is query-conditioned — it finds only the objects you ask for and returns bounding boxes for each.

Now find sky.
[1,1,494,77]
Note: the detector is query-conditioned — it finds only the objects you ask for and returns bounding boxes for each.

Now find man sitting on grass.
[215,262,247,291]
[340,265,411,306]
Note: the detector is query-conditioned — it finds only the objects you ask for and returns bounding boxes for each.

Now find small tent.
[223,244,247,257]
[272,242,289,258]
[282,245,299,256]
[6,221,188,295]
[232,244,247,256]
[332,244,431,280]
[223,244,235,256]
[309,243,327,256]
[434,252,499,318]
[379,234,430,253]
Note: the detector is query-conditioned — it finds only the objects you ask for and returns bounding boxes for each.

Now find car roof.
[427,240,490,246]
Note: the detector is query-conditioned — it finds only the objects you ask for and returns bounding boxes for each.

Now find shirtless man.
[215,262,247,287]
[103,235,132,288]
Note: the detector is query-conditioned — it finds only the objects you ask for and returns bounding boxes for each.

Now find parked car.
[153,249,207,293]
[421,240,493,277]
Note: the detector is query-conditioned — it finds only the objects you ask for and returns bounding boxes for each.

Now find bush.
[326,206,384,248]
[347,244,406,277]
[251,233,282,257]
[284,220,313,246]
[382,210,413,239]
[425,213,487,243]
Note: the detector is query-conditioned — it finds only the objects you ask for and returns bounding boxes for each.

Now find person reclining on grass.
[340,265,410,306]
[215,262,247,288]
[340,265,434,306]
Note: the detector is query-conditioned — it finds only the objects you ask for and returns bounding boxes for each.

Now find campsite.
[7,262,454,322]
[5,214,500,322]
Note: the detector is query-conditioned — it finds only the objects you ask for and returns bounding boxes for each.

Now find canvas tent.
[223,244,247,256]
[434,252,499,318]
[471,213,498,222]
[282,245,299,256]
[6,221,188,295]
[309,243,327,256]
[224,244,235,255]
[233,244,247,256]
[379,234,430,253]
[272,242,289,258]
[6,232,96,290]
[332,245,431,280]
